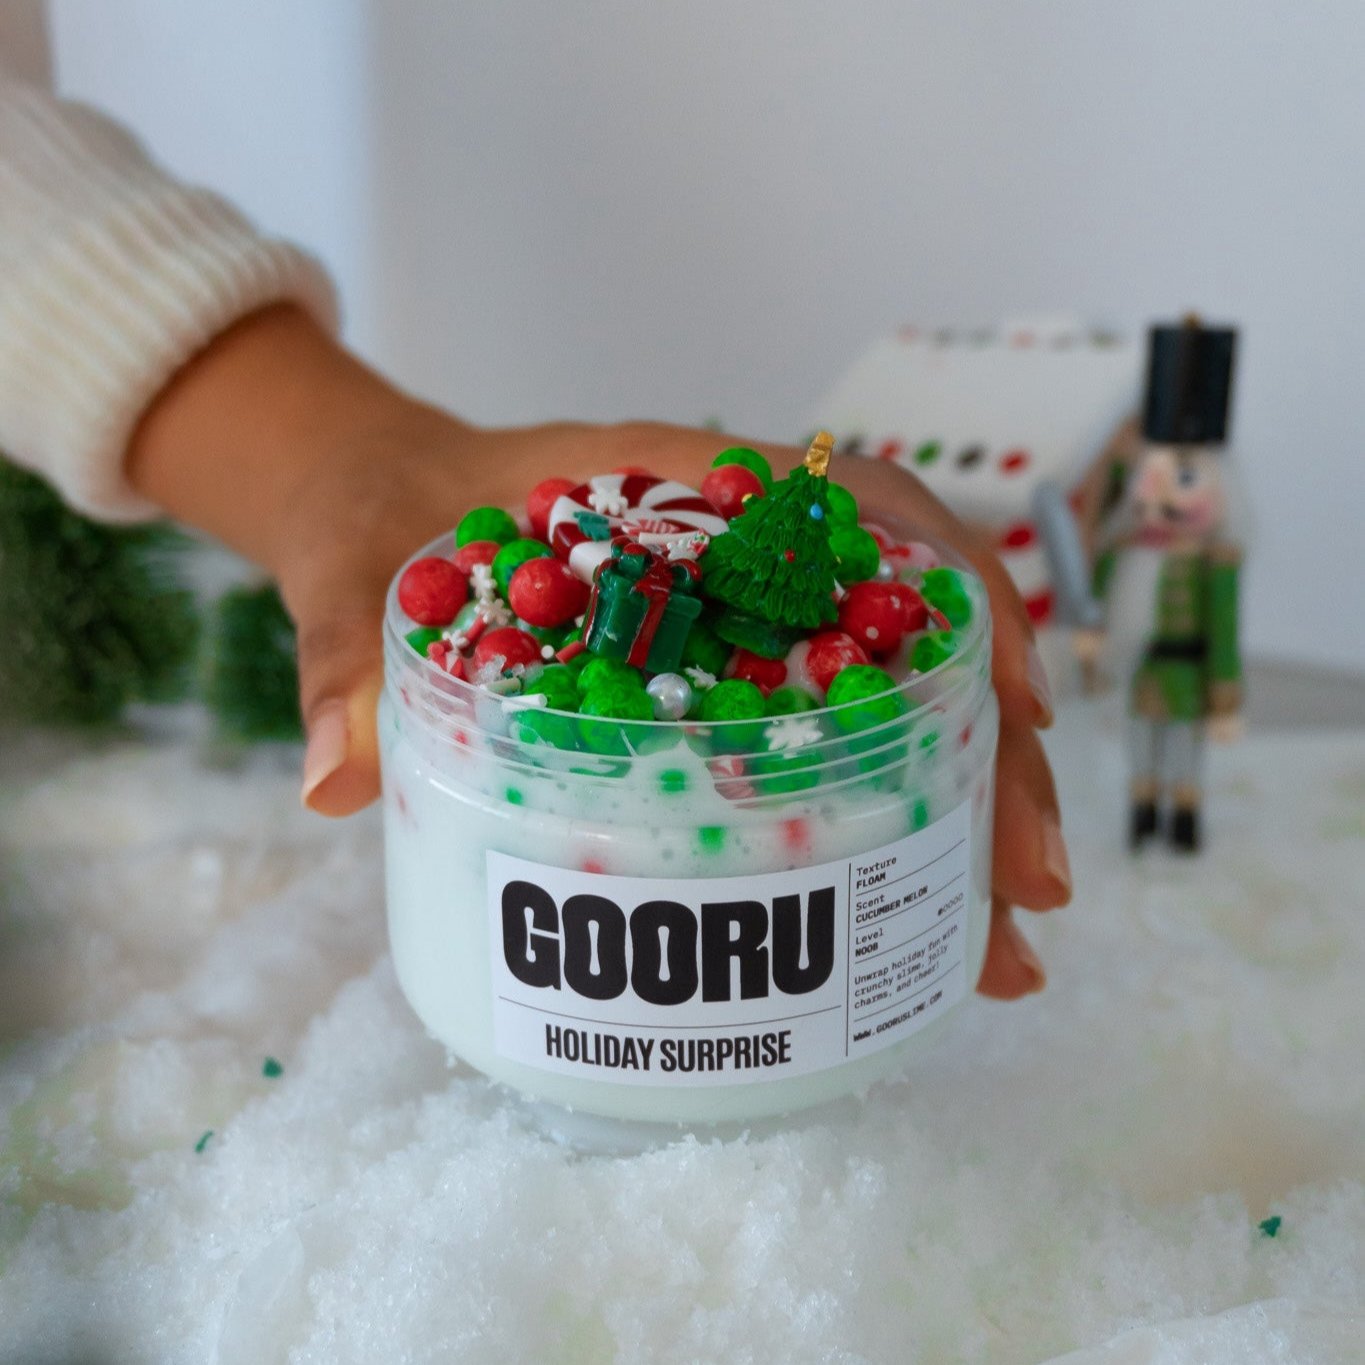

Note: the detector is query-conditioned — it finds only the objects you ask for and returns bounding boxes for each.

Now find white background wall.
[49,0,1365,670]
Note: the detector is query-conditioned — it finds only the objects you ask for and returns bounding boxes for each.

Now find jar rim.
[383,522,992,737]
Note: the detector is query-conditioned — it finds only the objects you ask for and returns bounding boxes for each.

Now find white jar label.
[487,799,972,1087]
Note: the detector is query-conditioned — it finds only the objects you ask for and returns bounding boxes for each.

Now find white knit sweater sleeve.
[0,80,338,522]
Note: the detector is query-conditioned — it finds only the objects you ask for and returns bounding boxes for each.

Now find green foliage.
[0,458,198,727]
[202,582,302,742]
[702,465,839,631]
[0,457,307,743]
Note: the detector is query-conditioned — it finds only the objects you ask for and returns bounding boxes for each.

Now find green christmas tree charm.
[702,431,840,652]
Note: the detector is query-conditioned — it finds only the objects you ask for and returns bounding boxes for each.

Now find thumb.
[294,603,386,816]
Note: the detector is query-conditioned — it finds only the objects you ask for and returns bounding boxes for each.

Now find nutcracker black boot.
[1129,798,1159,849]
[1169,803,1201,853]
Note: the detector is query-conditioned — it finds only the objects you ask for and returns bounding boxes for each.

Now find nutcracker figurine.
[1060,318,1244,852]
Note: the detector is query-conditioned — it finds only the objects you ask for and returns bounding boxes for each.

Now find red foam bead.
[837,582,908,658]
[508,556,590,627]
[526,477,578,541]
[700,463,766,520]
[864,522,912,560]
[726,647,788,696]
[804,630,870,694]
[896,585,928,632]
[452,540,501,575]
[397,556,468,625]
[472,626,543,674]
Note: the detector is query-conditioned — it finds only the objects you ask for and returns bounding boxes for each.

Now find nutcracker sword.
[1033,480,1105,631]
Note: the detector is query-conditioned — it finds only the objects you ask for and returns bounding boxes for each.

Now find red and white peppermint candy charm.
[548,473,728,583]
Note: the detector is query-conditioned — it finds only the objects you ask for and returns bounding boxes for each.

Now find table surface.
[1,694,1362,1364]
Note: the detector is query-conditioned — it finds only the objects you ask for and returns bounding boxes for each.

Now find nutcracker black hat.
[1142,316,1238,446]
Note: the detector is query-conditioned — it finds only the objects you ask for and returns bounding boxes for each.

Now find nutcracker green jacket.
[1097,543,1243,724]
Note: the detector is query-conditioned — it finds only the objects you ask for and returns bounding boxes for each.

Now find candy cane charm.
[548,473,729,583]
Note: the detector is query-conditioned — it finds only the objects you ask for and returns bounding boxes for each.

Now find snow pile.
[1,710,1362,1364]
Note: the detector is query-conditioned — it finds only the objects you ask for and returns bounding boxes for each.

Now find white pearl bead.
[645,672,693,721]
[874,558,895,582]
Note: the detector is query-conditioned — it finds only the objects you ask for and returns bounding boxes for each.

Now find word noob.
[502,880,835,1004]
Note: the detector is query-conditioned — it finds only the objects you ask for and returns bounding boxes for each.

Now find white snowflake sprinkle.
[587,482,629,517]
[683,666,718,691]
[469,562,497,601]
[764,716,823,751]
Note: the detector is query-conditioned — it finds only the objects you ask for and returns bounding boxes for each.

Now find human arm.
[0,79,1068,1001]
[0,78,335,516]
[125,305,1069,1001]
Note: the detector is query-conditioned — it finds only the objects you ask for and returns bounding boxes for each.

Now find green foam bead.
[578,680,654,755]
[492,538,554,597]
[580,678,653,718]
[830,525,880,583]
[679,619,733,677]
[698,678,766,723]
[455,506,520,548]
[711,446,773,489]
[911,630,958,672]
[511,706,580,750]
[827,664,906,733]
[521,663,579,711]
[577,655,644,696]
[406,626,444,657]
[696,677,767,752]
[750,748,822,795]
[825,482,859,526]
[920,567,974,628]
[765,685,820,717]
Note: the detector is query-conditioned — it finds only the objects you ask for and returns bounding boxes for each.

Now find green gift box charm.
[582,539,703,673]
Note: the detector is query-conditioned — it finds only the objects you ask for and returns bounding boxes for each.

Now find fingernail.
[1041,816,1072,897]
[1025,642,1054,728]
[301,700,348,807]
[1004,917,1047,993]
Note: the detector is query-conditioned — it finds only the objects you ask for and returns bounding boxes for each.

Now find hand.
[1207,713,1244,744]
[127,307,1070,1001]
[1072,628,1106,668]
[1072,627,1108,695]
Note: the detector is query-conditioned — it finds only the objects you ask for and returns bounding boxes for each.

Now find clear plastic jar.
[381,530,998,1139]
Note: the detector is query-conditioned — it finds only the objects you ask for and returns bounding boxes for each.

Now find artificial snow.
[1,705,1362,1363]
